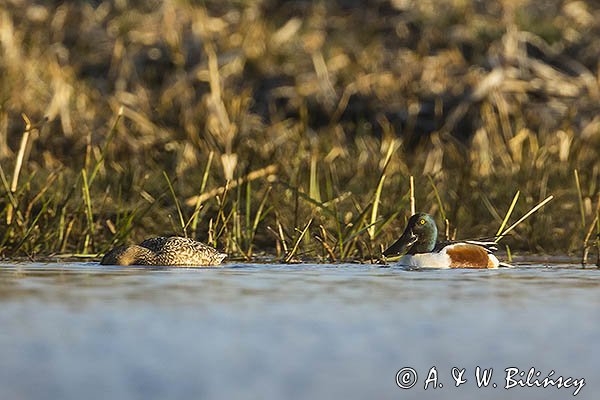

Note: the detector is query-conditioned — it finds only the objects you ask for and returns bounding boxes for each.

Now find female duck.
[383,213,505,269]
[101,236,226,267]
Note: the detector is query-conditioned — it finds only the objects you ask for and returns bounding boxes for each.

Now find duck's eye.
[419,219,426,225]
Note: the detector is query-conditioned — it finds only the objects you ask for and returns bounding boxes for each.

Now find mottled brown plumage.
[100,237,226,266]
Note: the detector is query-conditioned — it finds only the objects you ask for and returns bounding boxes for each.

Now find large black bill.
[383,228,417,257]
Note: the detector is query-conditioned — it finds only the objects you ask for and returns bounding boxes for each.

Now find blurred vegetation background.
[0,0,598,260]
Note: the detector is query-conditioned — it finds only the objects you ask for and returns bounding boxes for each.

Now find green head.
[383,212,438,256]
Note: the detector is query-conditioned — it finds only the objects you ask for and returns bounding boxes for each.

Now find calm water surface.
[0,261,598,400]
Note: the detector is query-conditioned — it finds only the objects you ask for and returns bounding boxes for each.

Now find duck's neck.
[408,228,438,254]
[101,245,157,266]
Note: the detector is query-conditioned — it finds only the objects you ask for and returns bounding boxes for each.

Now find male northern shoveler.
[100,236,226,267]
[383,213,506,269]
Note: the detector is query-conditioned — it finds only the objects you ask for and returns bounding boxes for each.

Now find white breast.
[398,252,451,269]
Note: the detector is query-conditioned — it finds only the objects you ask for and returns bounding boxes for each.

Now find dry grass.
[0,0,598,262]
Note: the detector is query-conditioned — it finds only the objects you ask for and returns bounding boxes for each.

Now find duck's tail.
[215,252,227,265]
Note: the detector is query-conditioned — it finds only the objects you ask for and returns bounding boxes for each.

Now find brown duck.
[101,236,226,266]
